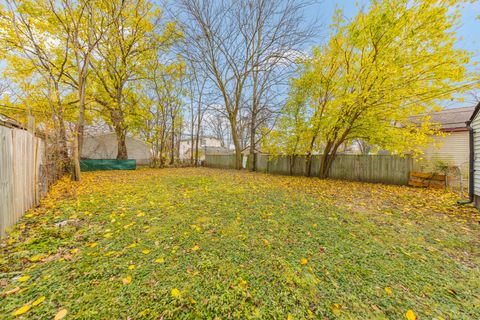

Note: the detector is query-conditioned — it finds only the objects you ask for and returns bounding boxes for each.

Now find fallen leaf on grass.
[54,308,68,320]
[154,257,165,263]
[12,304,31,316]
[384,287,393,295]
[300,258,308,265]
[142,249,151,255]
[29,254,44,262]
[331,303,341,315]
[17,276,30,282]
[122,275,132,284]
[405,309,416,320]
[1,287,20,297]
[32,296,45,306]
[171,288,181,298]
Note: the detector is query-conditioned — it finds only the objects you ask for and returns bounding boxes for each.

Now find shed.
[467,101,480,208]
[81,133,151,165]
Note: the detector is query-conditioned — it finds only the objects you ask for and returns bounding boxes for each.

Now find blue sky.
[300,0,480,106]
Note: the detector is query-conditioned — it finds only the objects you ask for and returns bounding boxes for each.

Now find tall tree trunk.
[194,129,200,166]
[170,115,175,165]
[72,74,86,181]
[304,136,318,177]
[289,154,296,176]
[248,106,257,171]
[114,124,128,160]
[305,152,312,177]
[319,141,334,179]
[230,117,242,169]
[190,102,195,165]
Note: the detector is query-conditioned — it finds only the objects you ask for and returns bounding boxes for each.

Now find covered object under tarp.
[81,133,151,165]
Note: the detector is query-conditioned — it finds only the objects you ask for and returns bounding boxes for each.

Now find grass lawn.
[1,168,479,319]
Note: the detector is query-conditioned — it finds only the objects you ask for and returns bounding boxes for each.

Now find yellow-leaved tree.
[265,0,475,178]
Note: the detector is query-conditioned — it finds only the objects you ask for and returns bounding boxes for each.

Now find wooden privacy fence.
[205,154,413,185]
[0,125,46,237]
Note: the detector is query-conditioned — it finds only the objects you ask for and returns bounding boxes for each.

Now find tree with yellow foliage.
[265,0,476,178]
[91,0,182,160]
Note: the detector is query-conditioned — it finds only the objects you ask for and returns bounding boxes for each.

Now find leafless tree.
[178,0,315,169]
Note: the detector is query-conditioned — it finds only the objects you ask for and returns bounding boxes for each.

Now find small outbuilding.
[467,101,480,208]
[81,133,151,165]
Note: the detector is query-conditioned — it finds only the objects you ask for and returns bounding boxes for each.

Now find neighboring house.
[81,133,151,165]
[179,136,226,160]
[468,102,480,208]
[414,107,474,173]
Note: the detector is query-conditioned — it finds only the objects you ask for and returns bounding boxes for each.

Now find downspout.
[458,120,474,204]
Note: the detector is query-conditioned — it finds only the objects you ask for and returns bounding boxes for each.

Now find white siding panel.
[414,132,469,173]
[472,114,480,196]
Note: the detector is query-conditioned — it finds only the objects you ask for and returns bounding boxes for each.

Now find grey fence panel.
[205,154,236,169]
[328,155,412,185]
[205,153,412,185]
[256,154,269,172]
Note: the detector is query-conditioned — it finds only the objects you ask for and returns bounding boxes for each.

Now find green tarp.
[80,159,136,171]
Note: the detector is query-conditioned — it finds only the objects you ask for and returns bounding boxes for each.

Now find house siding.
[472,114,480,196]
[414,131,469,173]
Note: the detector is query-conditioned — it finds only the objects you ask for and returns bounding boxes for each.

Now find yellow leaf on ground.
[239,279,248,289]
[122,275,132,284]
[142,249,151,254]
[128,265,135,270]
[18,275,30,282]
[154,257,165,263]
[12,304,31,316]
[29,255,44,262]
[405,309,416,320]
[32,296,45,306]
[127,243,137,249]
[191,245,200,252]
[300,258,308,265]
[384,287,393,295]
[331,303,341,315]
[171,288,181,298]
[54,308,68,320]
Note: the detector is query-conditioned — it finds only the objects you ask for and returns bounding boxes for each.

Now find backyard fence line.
[0,125,47,238]
[204,154,413,185]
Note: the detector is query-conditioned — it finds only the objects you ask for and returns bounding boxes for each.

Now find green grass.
[1,168,479,319]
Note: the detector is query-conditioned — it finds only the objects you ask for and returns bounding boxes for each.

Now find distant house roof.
[428,107,475,132]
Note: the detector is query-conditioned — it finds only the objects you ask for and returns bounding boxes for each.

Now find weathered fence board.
[0,125,45,237]
[205,153,413,185]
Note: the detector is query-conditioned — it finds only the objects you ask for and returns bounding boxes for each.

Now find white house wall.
[414,131,469,173]
[472,116,480,196]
